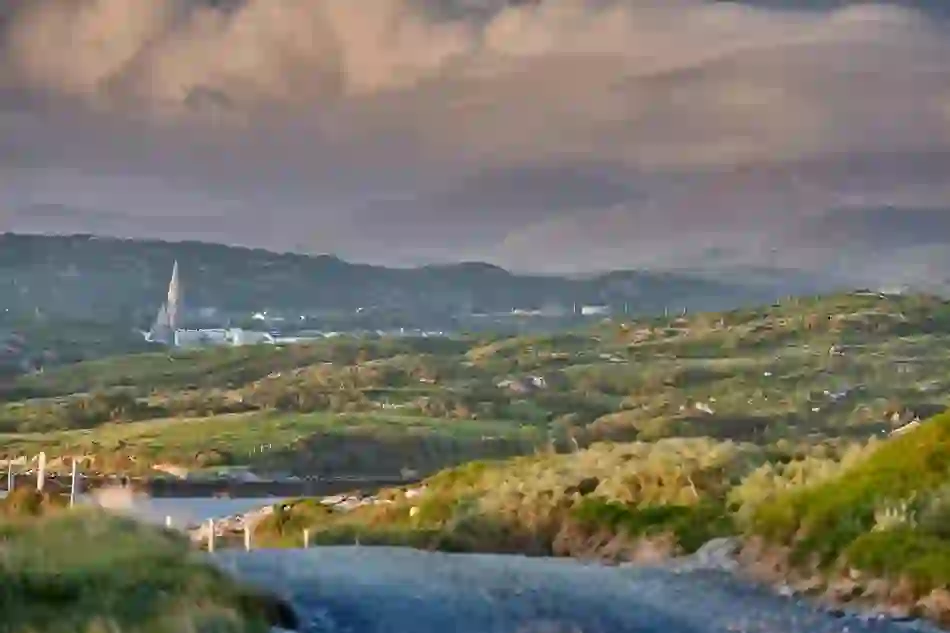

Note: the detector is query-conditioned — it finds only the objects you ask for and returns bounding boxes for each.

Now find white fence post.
[36,452,46,492]
[69,459,79,507]
[6,461,12,494]
[165,515,173,529]
[207,519,216,553]
[303,528,310,549]
[244,526,252,552]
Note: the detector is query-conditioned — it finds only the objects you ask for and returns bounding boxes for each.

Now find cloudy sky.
[2,0,950,283]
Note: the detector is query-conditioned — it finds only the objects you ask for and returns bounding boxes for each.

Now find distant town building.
[229,329,275,346]
[170,327,276,349]
[173,328,229,348]
[580,305,610,316]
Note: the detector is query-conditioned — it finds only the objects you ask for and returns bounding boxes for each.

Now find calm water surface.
[82,495,287,526]
[131,496,287,524]
[0,487,285,524]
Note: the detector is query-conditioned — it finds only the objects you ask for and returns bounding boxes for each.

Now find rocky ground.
[213,546,946,633]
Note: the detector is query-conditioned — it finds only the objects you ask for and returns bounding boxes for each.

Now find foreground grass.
[0,489,274,633]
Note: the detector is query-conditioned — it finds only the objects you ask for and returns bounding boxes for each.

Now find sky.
[2,0,950,285]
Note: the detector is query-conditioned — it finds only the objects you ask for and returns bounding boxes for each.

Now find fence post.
[165,515,173,529]
[69,459,79,507]
[6,460,12,494]
[207,519,216,553]
[303,528,310,549]
[244,526,252,552]
[36,452,46,492]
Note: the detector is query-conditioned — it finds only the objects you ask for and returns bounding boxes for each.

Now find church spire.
[166,260,181,332]
[149,261,182,346]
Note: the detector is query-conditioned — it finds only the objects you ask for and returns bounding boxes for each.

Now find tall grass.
[0,489,274,633]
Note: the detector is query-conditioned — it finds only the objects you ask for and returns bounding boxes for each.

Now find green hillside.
[751,409,950,586]
[2,291,949,476]
[0,233,783,326]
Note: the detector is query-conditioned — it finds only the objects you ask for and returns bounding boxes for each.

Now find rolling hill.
[0,233,815,329]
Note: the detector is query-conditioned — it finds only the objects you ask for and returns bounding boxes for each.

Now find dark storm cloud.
[2,0,950,277]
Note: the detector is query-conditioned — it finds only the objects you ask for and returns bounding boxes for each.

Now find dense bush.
[571,498,733,553]
[257,439,775,557]
[0,486,69,518]
[750,412,950,550]
[744,412,950,605]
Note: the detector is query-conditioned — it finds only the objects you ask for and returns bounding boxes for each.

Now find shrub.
[845,530,950,593]
[254,499,334,540]
[750,412,950,548]
[571,498,733,553]
[0,486,69,519]
[747,411,950,586]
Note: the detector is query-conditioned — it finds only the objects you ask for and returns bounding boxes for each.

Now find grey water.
[77,493,287,527]
[124,496,286,525]
[0,488,285,524]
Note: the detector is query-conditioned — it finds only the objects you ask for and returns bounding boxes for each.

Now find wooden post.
[244,526,251,552]
[69,459,79,507]
[36,452,46,492]
[207,519,215,553]
[303,528,310,549]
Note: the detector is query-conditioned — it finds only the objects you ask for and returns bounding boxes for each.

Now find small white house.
[227,329,275,346]
[173,329,230,348]
[581,305,610,316]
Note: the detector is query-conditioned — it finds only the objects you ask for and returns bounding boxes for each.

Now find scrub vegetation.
[0,488,279,633]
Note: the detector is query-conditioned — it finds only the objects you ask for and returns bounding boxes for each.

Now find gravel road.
[212,547,945,633]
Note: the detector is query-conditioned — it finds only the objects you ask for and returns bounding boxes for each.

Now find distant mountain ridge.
[0,233,832,328]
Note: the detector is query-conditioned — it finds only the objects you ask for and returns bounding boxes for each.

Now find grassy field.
[2,292,950,475]
[0,411,544,475]
[0,488,279,633]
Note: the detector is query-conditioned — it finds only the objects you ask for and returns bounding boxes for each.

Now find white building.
[173,328,230,348]
[161,327,275,348]
[228,329,275,346]
[581,305,610,316]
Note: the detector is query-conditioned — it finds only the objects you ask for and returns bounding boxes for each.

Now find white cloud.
[2,0,950,274]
